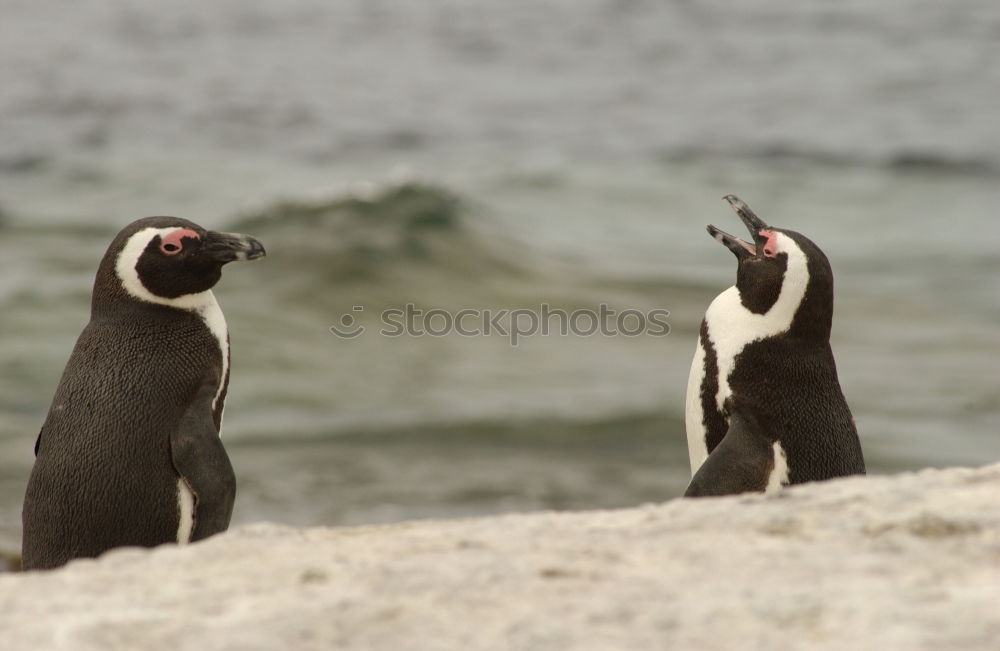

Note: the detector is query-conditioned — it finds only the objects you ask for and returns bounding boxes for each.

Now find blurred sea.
[1,1,998,560]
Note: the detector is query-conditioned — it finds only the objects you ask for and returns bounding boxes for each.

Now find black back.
[733,229,863,482]
[728,336,864,483]
[22,309,225,569]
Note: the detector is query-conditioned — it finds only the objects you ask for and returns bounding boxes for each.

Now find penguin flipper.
[684,400,774,498]
[170,383,236,541]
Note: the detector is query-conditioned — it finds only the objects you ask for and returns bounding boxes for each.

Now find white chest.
[194,293,230,416]
[684,338,709,473]
[765,441,790,492]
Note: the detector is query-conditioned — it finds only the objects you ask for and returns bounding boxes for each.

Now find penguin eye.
[760,231,779,258]
[158,228,201,256]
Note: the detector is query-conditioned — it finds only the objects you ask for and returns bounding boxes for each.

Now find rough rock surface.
[2,464,999,651]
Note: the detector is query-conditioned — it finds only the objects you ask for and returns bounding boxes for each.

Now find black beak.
[201,231,266,263]
[706,195,770,260]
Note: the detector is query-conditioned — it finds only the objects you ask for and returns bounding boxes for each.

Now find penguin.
[21,217,265,570]
[683,195,864,496]
[684,396,783,497]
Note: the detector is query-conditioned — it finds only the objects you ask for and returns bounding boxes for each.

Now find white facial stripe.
[703,232,809,412]
[176,478,195,544]
[115,227,212,310]
[115,226,230,427]
[765,441,789,493]
[684,338,709,475]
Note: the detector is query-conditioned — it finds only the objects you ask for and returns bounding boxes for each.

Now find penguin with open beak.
[684,196,865,496]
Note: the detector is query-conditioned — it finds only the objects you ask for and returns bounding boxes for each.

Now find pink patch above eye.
[160,228,200,255]
[760,230,779,257]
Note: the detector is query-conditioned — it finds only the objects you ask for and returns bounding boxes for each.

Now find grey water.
[2,1,999,558]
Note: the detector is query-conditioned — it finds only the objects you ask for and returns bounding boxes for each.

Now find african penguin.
[22,217,265,570]
[683,195,864,496]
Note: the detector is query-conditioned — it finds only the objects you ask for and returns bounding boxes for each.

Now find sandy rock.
[2,464,999,651]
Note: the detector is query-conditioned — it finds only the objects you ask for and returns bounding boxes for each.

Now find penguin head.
[94,216,266,312]
[707,195,834,340]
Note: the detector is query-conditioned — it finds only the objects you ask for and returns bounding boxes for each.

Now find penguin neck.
[787,259,834,343]
[92,283,225,328]
[703,244,814,415]
[90,254,231,421]
[90,264,223,324]
[91,274,232,428]
[708,242,811,343]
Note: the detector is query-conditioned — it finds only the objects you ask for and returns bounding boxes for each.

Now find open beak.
[201,231,267,263]
[706,195,769,260]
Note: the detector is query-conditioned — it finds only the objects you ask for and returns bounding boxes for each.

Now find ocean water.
[1,1,999,559]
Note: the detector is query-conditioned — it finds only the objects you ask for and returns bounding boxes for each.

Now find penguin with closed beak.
[22,217,265,569]
[684,196,864,496]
